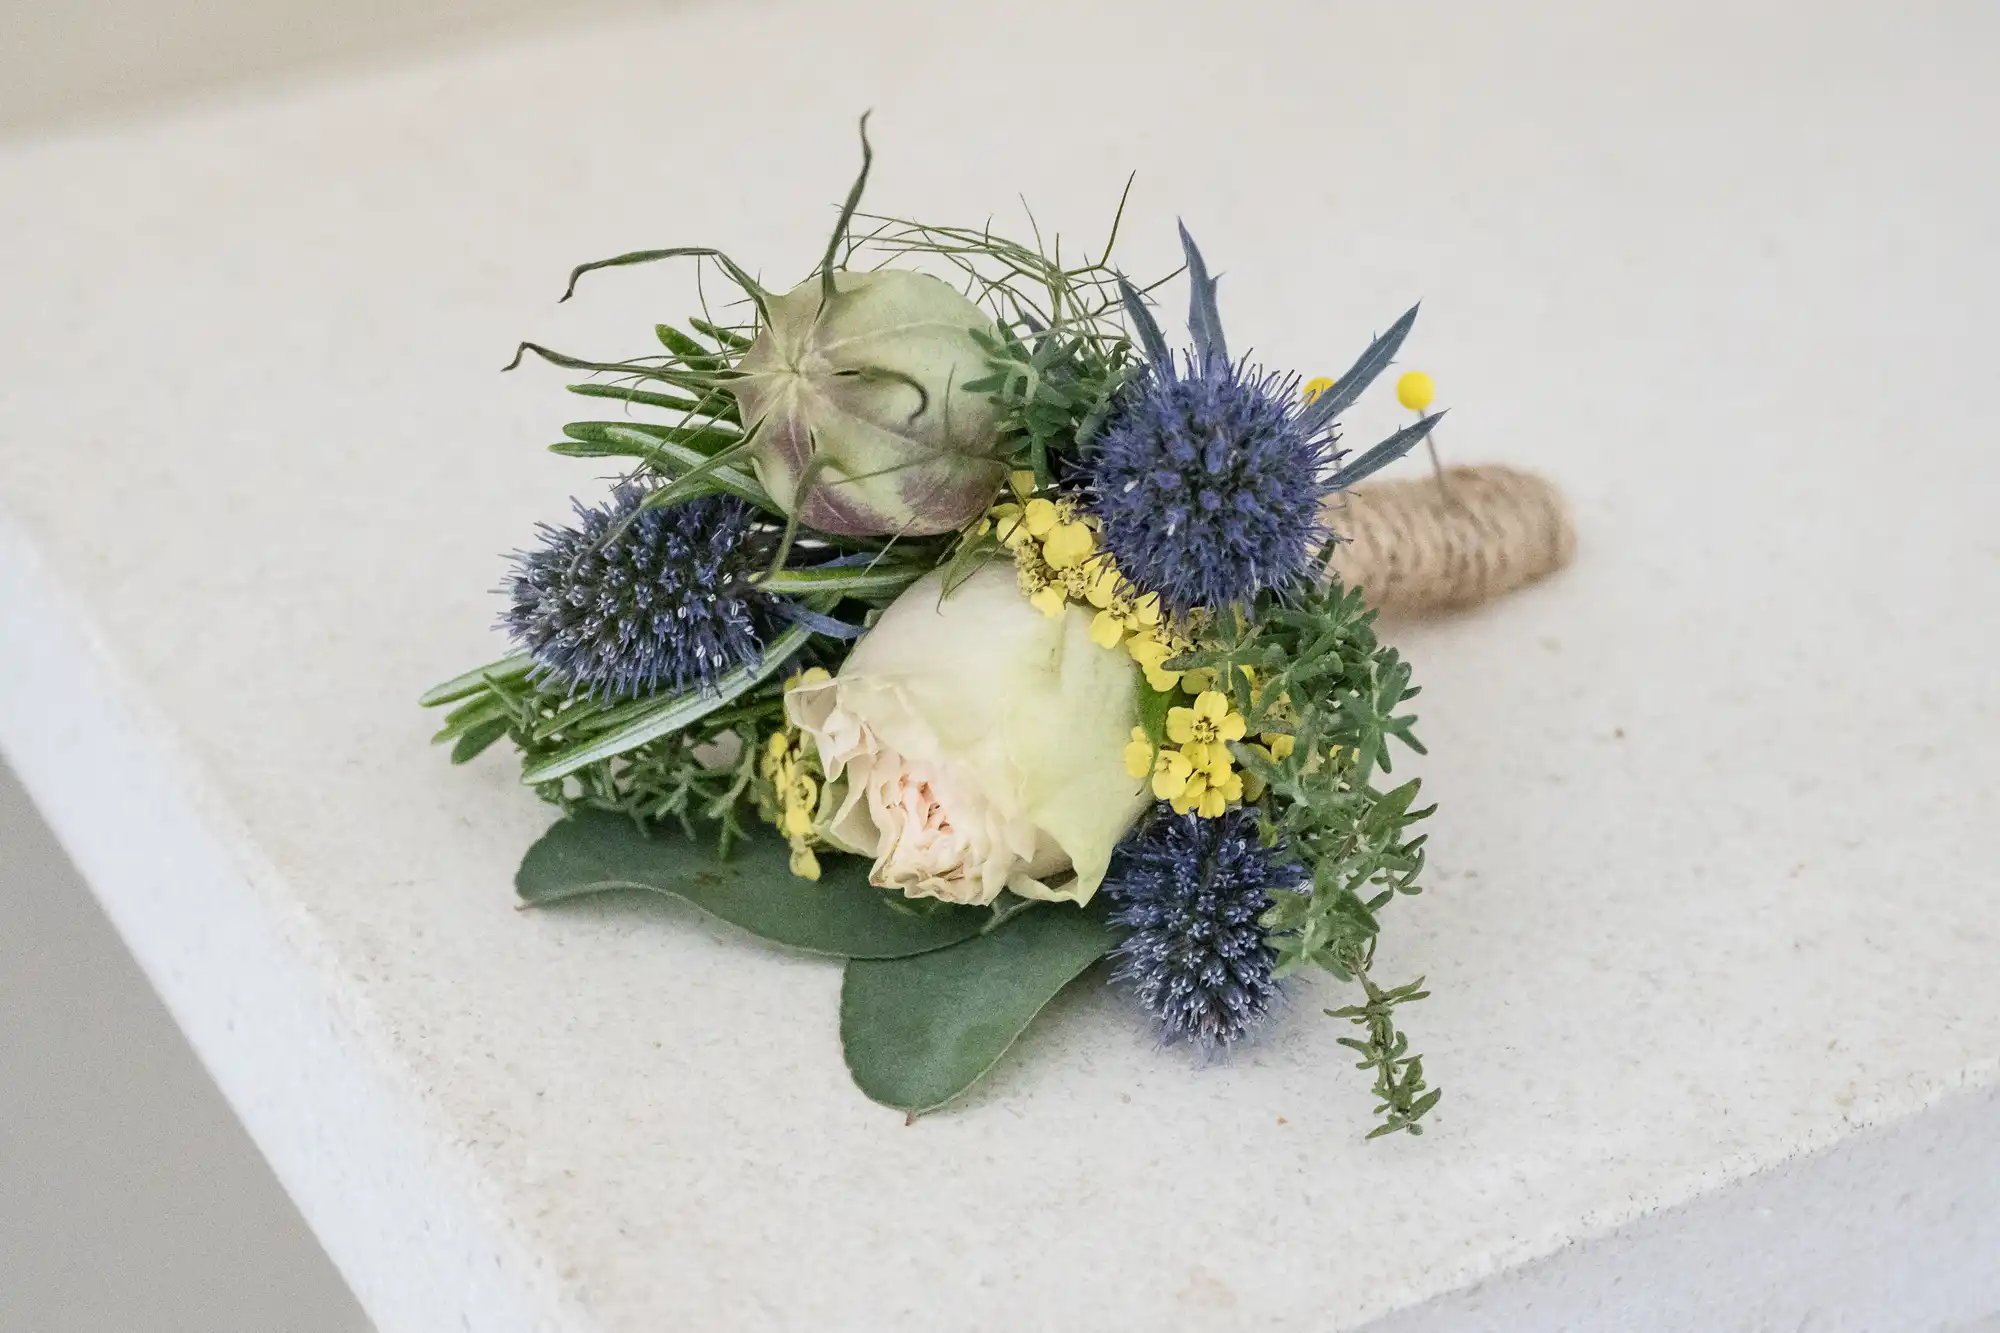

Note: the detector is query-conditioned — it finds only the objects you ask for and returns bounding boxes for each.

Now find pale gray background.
[0,762,369,1332]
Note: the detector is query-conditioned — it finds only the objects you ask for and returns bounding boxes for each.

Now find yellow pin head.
[1302,376,1336,403]
[1396,371,1435,413]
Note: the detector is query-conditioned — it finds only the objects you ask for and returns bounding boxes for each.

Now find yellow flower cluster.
[980,478,1303,820]
[987,471,1103,617]
[984,472,1178,676]
[1120,667,1300,818]
[757,668,832,880]
[1123,689,1246,817]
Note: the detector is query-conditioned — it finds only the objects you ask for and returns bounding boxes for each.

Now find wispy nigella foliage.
[504,486,777,700]
[1084,225,1433,614]
[1102,805,1304,1048]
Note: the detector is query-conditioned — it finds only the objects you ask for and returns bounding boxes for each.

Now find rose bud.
[731,270,1007,536]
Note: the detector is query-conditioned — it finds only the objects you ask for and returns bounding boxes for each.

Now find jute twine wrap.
[1321,465,1575,616]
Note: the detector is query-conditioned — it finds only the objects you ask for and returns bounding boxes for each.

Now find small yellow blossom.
[1150,747,1195,801]
[1083,562,1121,609]
[1145,690,1251,818]
[1169,765,1242,818]
[1178,667,1216,695]
[1022,497,1060,537]
[1083,563,1162,650]
[1126,633,1181,692]
[1238,746,1271,802]
[1041,519,1096,569]
[1030,585,1068,618]
[1127,619,1197,692]
[1167,690,1247,750]
[1123,726,1155,780]
[758,685,833,881]
[988,502,1034,551]
[1396,370,1436,413]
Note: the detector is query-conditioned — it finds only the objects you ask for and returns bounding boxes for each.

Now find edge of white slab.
[1363,1077,2000,1331]
[0,509,585,1333]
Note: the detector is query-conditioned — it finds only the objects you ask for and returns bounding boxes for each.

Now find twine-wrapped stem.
[1321,465,1575,616]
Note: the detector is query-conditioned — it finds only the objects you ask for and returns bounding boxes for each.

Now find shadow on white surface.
[0,761,371,1333]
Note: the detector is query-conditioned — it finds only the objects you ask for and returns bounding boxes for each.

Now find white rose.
[786,564,1149,906]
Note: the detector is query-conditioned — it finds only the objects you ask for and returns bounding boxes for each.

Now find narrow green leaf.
[840,903,1115,1115]
[519,622,813,784]
[546,426,777,512]
[1135,675,1177,751]
[655,324,727,371]
[430,694,511,746]
[516,810,985,959]
[688,318,753,350]
[563,419,742,455]
[937,529,1000,597]
[556,245,770,317]
[503,342,729,399]
[419,654,533,708]
[451,715,512,764]
[639,427,765,510]
[756,563,926,599]
[566,382,707,415]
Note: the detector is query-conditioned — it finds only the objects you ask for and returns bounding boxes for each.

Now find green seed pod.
[731,270,1006,536]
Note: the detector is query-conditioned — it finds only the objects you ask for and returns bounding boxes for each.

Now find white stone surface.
[1,1,1997,1329]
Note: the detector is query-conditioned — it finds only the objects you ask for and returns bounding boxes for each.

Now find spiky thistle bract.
[1086,225,1438,614]
[504,485,779,701]
[1102,804,1303,1048]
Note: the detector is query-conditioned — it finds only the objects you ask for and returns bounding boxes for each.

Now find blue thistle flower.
[1087,352,1332,614]
[1101,805,1303,1048]
[504,485,778,700]
[1086,224,1433,614]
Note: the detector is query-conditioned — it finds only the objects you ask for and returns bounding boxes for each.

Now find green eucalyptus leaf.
[516,809,986,959]
[840,902,1115,1115]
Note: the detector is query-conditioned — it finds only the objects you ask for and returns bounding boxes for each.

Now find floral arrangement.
[423,124,1445,1134]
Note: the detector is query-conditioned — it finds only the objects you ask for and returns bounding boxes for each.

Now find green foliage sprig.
[1176,579,1442,1136]
[846,190,1156,484]
[421,655,793,854]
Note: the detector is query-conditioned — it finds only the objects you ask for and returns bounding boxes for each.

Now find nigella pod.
[729,270,1009,537]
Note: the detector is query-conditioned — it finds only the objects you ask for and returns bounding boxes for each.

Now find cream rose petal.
[785,565,1148,906]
